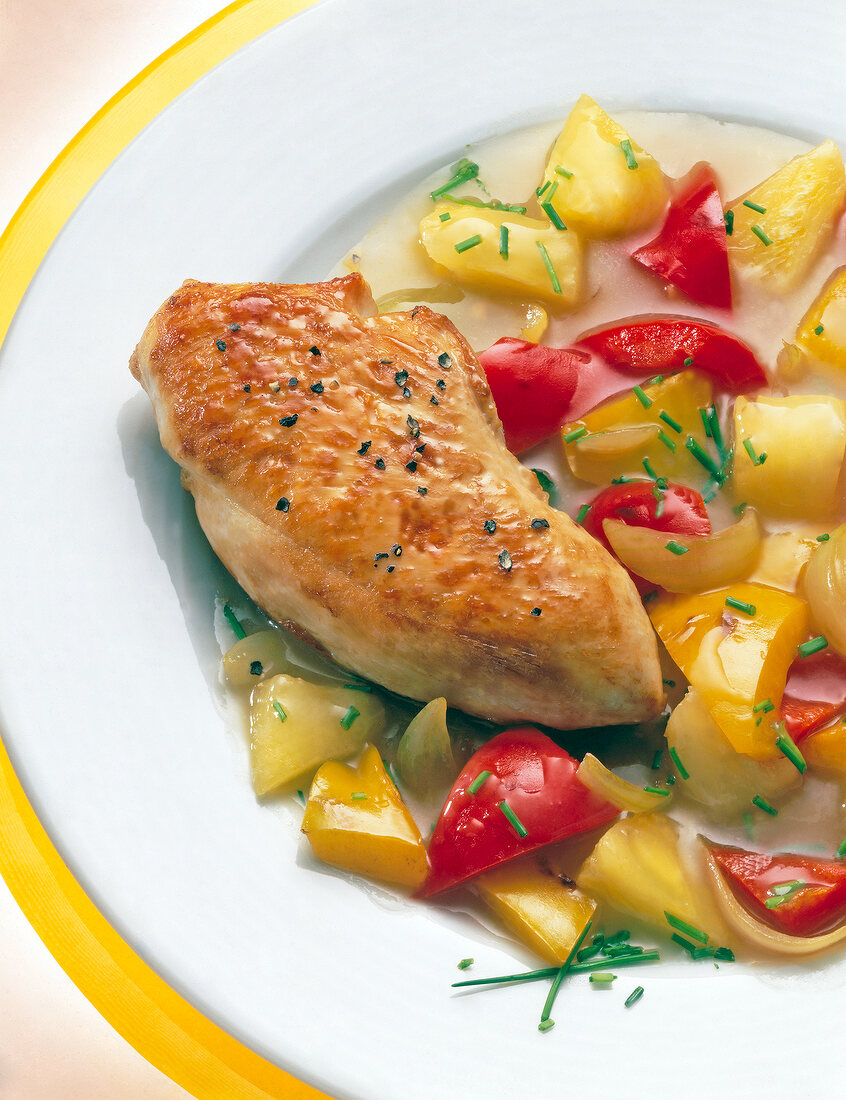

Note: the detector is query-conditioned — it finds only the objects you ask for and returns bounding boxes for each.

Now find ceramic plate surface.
[1,1,845,1097]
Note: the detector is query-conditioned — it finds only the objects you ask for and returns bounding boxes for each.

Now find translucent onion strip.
[700,840,846,956]
[603,508,762,594]
[802,524,846,657]
[576,753,673,812]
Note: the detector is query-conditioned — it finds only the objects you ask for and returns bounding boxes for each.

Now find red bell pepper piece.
[707,842,846,937]
[780,648,846,741]
[631,164,732,310]
[577,318,767,394]
[417,728,617,898]
[581,480,710,594]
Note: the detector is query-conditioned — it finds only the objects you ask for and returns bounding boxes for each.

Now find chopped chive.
[817,533,831,542]
[733,502,748,516]
[554,165,574,178]
[624,986,644,1008]
[753,699,774,713]
[837,837,846,859]
[577,942,603,963]
[742,198,767,214]
[564,426,588,443]
[620,139,638,169]
[776,730,807,775]
[724,209,734,235]
[536,180,552,199]
[468,769,492,796]
[603,944,644,959]
[499,800,528,837]
[664,912,708,944]
[540,919,593,1024]
[659,410,683,434]
[535,240,562,294]
[576,503,591,524]
[742,438,767,465]
[589,972,617,984]
[632,384,652,408]
[815,324,825,335]
[665,540,689,556]
[343,682,372,692]
[429,157,479,200]
[350,792,367,801]
[700,407,713,437]
[222,603,246,639]
[438,211,451,222]
[499,224,509,259]
[725,597,756,616]
[453,967,559,989]
[642,457,659,480]
[295,789,305,806]
[454,234,483,254]
[340,705,360,730]
[654,495,665,519]
[651,749,663,770]
[743,812,756,841]
[671,932,699,956]
[604,930,630,945]
[657,429,677,453]
[663,678,676,688]
[750,224,773,246]
[538,1019,555,1033]
[714,947,735,962]
[685,436,722,479]
[692,946,717,960]
[541,201,567,230]
[457,958,474,970]
[498,549,513,573]
[752,794,778,816]
[668,746,689,780]
[532,468,558,503]
[272,700,287,723]
[798,635,828,658]
[643,785,670,797]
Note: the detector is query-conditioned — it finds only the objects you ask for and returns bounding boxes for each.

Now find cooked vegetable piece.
[649,585,809,760]
[802,525,846,657]
[795,265,846,370]
[420,203,583,306]
[222,628,292,687]
[563,371,714,486]
[780,649,846,741]
[803,720,846,777]
[576,318,767,394]
[475,858,597,964]
[666,690,798,817]
[577,753,674,812]
[631,163,731,308]
[396,697,457,798]
[747,527,822,594]
[725,140,846,292]
[733,395,846,520]
[418,728,618,898]
[602,507,762,594]
[581,480,710,594]
[301,745,428,888]
[538,94,667,237]
[577,814,729,944]
[249,674,385,794]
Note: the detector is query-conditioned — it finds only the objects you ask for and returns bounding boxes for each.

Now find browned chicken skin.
[131,274,664,728]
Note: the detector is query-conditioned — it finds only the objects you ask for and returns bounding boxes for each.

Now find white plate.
[1,1,845,1096]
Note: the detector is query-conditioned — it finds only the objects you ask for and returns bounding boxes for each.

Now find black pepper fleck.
[310,381,324,394]
[391,543,402,557]
[417,486,428,495]
[531,518,550,529]
[229,323,241,332]
[483,519,497,533]
[373,552,389,565]
[394,370,409,387]
[278,414,299,427]
[243,384,251,392]
[498,549,513,572]
[414,443,426,454]
[531,607,542,617]
[309,346,321,356]
[380,357,393,365]
[407,415,420,439]
[386,565,395,573]
[289,377,299,388]
[436,379,447,391]
[275,497,290,512]
[403,387,411,399]
[406,460,418,472]
[357,441,372,455]
[250,660,264,676]
[216,339,227,351]
[430,395,439,405]
[375,458,386,470]
[438,352,453,369]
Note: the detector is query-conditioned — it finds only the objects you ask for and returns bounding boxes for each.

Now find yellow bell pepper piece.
[301,745,427,889]
[649,584,809,760]
[538,94,666,238]
[475,858,596,965]
[733,394,846,520]
[726,140,846,293]
[795,265,846,372]
[577,814,730,945]
[562,371,713,486]
[747,527,824,594]
[802,723,846,777]
[419,202,583,307]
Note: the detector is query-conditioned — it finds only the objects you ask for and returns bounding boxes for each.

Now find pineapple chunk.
[539,94,667,238]
[419,202,583,307]
[796,265,846,371]
[726,140,846,293]
[562,371,713,486]
[577,814,730,944]
[221,628,292,688]
[301,746,427,889]
[249,674,385,794]
[475,858,596,964]
[733,394,846,520]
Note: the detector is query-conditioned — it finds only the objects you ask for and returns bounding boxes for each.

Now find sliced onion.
[396,698,456,799]
[576,753,673,812]
[802,524,846,657]
[603,508,762,594]
[700,839,846,956]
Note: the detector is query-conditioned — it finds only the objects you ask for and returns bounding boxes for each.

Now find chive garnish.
[620,139,638,169]
[538,1019,555,1033]
[340,705,360,730]
[798,635,828,658]
[664,912,708,944]
[659,410,683,434]
[752,794,778,816]
[223,603,246,640]
[498,549,513,572]
[742,438,767,465]
[454,234,483,254]
[468,770,492,796]
[724,209,734,235]
[665,540,689,556]
[625,986,644,1008]
[499,224,509,259]
[750,224,773,246]
[775,729,807,774]
[439,212,451,222]
[343,682,372,692]
[742,199,767,214]
[564,426,588,443]
[532,468,557,503]
[554,165,574,179]
[765,880,807,908]
[351,792,367,801]
[272,700,287,723]
[671,933,700,956]
[295,789,305,806]
[700,407,713,437]
[542,201,567,230]
[498,800,528,837]
[725,596,756,616]
[429,157,479,200]
[642,457,659,480]
[836,837,846,859]
[457,958,474,970]
[686,436,722,479]
[535,240,562,294]
[817,533,831,541]
[753,699,774,713]
[657,429,677,453]
[643,785,670,797]
[589,972,617,984]
[814,324,825,335]
[576,503,591,524]
[536,180,552,199]
[743,812,755,841]
[651,749,663,770]
[632,384,652,409]
[540,919,593,1026]
[668,746,689,780]
[714,947,735,962]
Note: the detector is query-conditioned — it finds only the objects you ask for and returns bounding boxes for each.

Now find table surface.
[0,5,237,1095]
